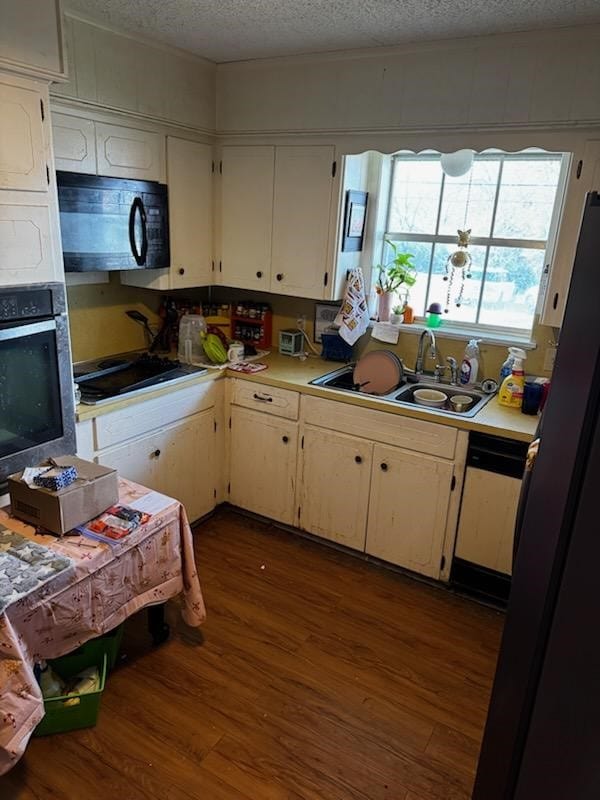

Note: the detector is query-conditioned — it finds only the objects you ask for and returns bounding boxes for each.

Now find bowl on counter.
[413,388,448,408]
[450,394,474,413]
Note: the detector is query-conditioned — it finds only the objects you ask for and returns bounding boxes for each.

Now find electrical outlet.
[543,346,557,372]
[296,315,306,331]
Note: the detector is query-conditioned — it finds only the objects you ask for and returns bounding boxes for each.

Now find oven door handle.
[0,319,56,341]
[129,196,148,266]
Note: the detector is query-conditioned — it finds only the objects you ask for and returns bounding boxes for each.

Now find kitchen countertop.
[76,353,538,442]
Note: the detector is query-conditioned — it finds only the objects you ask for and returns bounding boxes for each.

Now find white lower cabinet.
[365,444,455,579]
[455,468,521,575]
[79,381,221,524]
[98,411,215,523]
[298,426,372,550]
[229,406,298,525]
[298,396,464,580]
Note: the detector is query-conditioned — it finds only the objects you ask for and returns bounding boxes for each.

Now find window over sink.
[381,150,568,336]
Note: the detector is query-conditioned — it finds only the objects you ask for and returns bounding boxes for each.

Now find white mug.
[227,342,245,363]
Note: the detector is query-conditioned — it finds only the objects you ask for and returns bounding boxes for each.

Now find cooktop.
[74,353,207,404]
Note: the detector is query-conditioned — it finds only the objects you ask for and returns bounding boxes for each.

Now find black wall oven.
[57,171,170,271]
[0,283,76,488]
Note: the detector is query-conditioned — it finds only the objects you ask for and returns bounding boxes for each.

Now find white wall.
[217,25,600,135]
[51,14,216,133]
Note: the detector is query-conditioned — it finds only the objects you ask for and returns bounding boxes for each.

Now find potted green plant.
[374,240,417,321]
[390,302,405,325]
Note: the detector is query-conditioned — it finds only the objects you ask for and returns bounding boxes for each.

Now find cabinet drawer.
[302,396,457,460]
[231,379,299,420]
[94,381,217,450]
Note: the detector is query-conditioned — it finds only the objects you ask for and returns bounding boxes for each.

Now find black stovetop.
[74,353,207,404]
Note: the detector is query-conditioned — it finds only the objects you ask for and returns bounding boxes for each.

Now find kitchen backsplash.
[67,277,556,379]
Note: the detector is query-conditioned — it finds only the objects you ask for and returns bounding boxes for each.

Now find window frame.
[382,151,570,337]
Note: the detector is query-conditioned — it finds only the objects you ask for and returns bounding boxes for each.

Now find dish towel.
[335,267,370,346]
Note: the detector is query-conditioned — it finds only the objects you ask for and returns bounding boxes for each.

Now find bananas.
[201,331,228,364]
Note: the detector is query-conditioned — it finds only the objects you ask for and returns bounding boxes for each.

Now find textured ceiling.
[66,0,600,63]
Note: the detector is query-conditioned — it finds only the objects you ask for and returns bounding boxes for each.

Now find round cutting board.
[353,350,403,395]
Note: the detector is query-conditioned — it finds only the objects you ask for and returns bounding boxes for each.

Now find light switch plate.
[543,346,557,372]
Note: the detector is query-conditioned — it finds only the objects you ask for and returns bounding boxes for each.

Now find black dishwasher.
[451,432,529,605]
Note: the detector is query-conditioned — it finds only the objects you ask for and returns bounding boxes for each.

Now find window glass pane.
[382,240,432,317]
[479,247,545,329]
[426,243,487,324]
[388,159,442,234]
[493,158,562,240]
[438,159,501,237]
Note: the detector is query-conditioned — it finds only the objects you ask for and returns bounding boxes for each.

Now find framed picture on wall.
[341,190,368,252]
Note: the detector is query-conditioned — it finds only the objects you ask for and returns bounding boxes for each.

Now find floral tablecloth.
[0,478,206,775]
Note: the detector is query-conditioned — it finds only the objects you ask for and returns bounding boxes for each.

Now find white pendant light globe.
[440,149,474,177]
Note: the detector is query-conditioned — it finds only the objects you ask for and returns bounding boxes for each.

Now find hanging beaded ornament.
[443,228,472,311]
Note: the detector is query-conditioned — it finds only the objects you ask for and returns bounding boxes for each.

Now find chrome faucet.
[415,329,437,375]
[446,356,459,385]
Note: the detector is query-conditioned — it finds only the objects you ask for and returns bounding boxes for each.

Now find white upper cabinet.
[541,141,600,328]
[0,78,47,192]
[218,144,337,298]
[0,75,62,285]
[271,145,334,298]
[121,136,214,291]
[219,146,274,290]
[0,0,67,81]
[52,112,97,174]
[166,137,213,289]
[0,201,57,285]
[95,122,164,182]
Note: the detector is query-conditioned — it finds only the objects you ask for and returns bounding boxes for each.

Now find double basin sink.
[310,364,494,419]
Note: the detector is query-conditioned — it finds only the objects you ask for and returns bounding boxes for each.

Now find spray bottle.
[460,339,481,386]
[498,357,526,408]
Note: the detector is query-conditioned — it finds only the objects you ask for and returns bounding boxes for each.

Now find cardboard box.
[8,457,119,535]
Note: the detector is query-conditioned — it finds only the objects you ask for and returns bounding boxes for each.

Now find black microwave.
[57,171,170,271]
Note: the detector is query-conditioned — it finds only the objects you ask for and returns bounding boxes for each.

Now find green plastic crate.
[34,651,107,737]
[69,624,124,671]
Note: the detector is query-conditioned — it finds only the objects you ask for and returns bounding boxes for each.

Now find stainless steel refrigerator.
[473,191,600,798]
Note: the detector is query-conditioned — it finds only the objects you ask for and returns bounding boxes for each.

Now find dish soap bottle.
[460,339,481,386]
[498,357,525,408]
[499,347,527,385]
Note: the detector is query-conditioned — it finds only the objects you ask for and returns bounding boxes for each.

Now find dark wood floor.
[2,508,504,800]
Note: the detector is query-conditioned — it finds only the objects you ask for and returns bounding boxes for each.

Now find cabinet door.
[0,200,57,285]
[220,146,274,290]
[366,444,454,579]
[455,468,521,575]
[98,428,161,492]
[167,137,213,288]
[52,112,97,174]
[154,410,216,523]
[299,426,372,551]
[97,412,216,524]
[229,406,297,525]
[541,141,600,327]
[0,78,47,191]
[271,145,334,298]
[95,122,164,181]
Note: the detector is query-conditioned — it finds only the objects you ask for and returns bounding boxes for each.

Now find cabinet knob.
[380,462,388,472]
[153,449,161,458]
[178,268,185,275]
[282,435,289,444]
[256,270,263,278]
[276,273,284,281]
[355,455,362,464]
